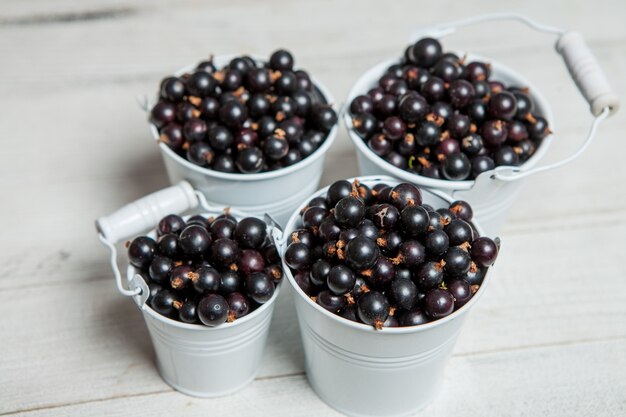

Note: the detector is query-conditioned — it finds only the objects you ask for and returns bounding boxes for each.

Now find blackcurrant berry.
[318,217,341,241]
[466,61,491,82]
[424,229,449,256]
[400,205,430,236]
[357,291,390,329]
[327,265,356,295]
[471,155,495,177]
[420,77,446,102]
[310,105,337,132]
[334,196,366,228]
[370,203,400,229]
[345,236,380,270]
[416,121,440,146]
[263,135,289,161]
[236,147,264,173]
[494,145,520,167]
[442,153,471,181]
[207,125,233,151]
[177,300,198,324]
[198,294,229,326]
[226,292,251,320]
[302,206,328,230]
[488,91,517,120]
[178,225,211,255]
[390,183,422,209]
[211,238,239,265]
[368,134,392,156]
[444,219,474,246]
[448,80,475,108]
[389,278,418,310]
[411,38,442,68]
[269,49,294,71]
[414,261,444,290]
[158,214,185,236]
[187,141,214,166]
[350,95,375,115]
[237,249,266,275]
[246,68,271,93]
[461,133,484,156]
[160,77,186,102]
[366,256,395,288]
[220,270,242,293]
[423,288,454,319]
[187,71,217,97]
[326,180,352,207]
[317,290,346,313]
[285,242,312,270]
[377,230,403,257]
[128,236,156,268]
[470,237,498,266]
[396,240,426,268]
[150,289,180,317]
[158,233,179,258]
[246,272,275,303]
[449,200,473,221]
[398,307,430,326]
[448,279,472,309]
[212,154,236,172]
[192,265,221,293]
[159,123,184,150]
[219,100,248,129]
[444,246,471,276]
[150,101,176,129]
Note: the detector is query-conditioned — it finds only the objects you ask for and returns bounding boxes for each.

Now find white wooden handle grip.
[556,31,620,116]
[96,181,199,244]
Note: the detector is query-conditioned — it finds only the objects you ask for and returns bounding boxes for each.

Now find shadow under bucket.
[280,176,494,417]
[148,55,339,227]
[344,55,555,237]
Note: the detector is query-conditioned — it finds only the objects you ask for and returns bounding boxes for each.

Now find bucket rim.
[281,175,494,335]
[126,209,282,331]
[343,53,555,191]
[149,54,338,182]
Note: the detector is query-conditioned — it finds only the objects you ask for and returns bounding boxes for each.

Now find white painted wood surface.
[1,0,625,415]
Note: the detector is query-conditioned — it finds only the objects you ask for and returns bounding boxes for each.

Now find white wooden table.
[1,1,625,415]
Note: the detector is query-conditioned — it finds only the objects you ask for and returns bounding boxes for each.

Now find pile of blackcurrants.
[127,213,280,326]
[350,37,552,181]
[284,179,499,329]
[150,50,338,174]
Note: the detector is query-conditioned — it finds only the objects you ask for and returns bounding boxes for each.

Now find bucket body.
[138,296,276,397]
[281,176,493,416]
[125,210,280,397]
[157,144,327,226]
[344,55,555,236]
[150,55,338,226]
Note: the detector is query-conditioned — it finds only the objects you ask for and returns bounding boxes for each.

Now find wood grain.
[0,0,625,415]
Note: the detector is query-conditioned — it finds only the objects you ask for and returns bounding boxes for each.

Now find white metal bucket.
[96,183,282,397]
[280,175,494,417]
[344,55,554,236]
[343,15,618,236]
[148,55,339,226]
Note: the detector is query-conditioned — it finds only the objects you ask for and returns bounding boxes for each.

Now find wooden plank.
[1,1,625,415]
[10,339,626,417]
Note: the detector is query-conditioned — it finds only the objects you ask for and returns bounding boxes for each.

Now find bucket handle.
[411,13,619,182]
[95,181,285,298]
[95,181,200,297]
